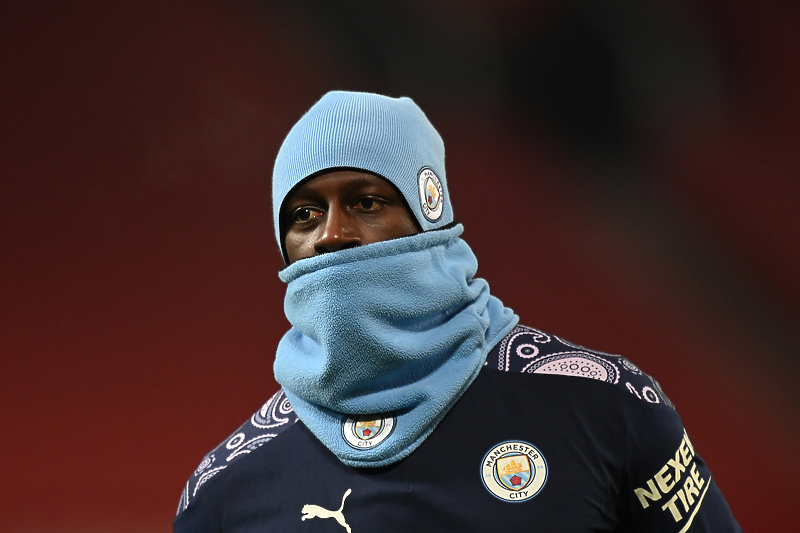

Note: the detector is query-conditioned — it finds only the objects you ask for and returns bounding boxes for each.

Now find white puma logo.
[301,488,352,532]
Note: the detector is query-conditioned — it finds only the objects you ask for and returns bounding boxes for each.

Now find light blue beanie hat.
[272,91,453,261]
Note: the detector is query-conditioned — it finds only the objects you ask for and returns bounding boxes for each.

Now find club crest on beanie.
[272,91,453,261]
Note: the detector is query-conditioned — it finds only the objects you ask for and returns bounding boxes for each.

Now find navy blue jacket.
[174,325,741,532]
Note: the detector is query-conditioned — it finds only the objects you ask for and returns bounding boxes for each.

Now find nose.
[313,206,361,255]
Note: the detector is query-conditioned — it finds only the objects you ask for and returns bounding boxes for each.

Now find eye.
[355,197,383,211]
[291,207,321,223]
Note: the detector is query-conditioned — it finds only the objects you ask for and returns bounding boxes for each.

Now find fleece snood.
[273,224,518,467]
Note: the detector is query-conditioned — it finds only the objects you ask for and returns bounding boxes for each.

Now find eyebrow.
[290,178,389,201]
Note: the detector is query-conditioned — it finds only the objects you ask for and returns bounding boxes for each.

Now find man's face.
[282,170,420,263]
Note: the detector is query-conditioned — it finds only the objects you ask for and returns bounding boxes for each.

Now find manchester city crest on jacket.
[481,441,548,502]
[342,414,396,449]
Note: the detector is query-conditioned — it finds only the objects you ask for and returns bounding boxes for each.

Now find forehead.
[283,170,395,206]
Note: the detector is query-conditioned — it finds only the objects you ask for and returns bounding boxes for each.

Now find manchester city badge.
[417,167,444,222]
[480,441,548,502]
[342,414,396,449]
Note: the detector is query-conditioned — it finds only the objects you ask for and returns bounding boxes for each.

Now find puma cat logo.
[301,488,352,532]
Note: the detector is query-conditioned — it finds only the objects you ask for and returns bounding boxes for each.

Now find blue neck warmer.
[274,225,518,467]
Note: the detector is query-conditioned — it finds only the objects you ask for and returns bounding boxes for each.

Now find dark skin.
[282,170,421,264]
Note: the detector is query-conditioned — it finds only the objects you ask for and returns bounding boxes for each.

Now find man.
[174,91,741,531]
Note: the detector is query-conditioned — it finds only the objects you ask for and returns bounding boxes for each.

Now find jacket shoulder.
[175,389,299,516]
[485,324,674,408]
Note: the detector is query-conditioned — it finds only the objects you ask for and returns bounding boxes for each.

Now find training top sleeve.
[173,483,220,533]
[619,390,743,532]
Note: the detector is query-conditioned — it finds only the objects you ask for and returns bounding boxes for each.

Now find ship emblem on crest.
[481,441,548,502]
[425,179,440,209]
[355,418,382,439]
[497,455,532,490]
[342,414,395,449]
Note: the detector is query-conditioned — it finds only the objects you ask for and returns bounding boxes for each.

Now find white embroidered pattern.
[487,325,674,407]
[177,389,299,514]
[524,351,620,384]
[495,325,552,371]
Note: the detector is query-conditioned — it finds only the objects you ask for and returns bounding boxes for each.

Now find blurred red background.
[2,1,797,531]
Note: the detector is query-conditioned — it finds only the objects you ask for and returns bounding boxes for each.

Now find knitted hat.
[272,91,452,261]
